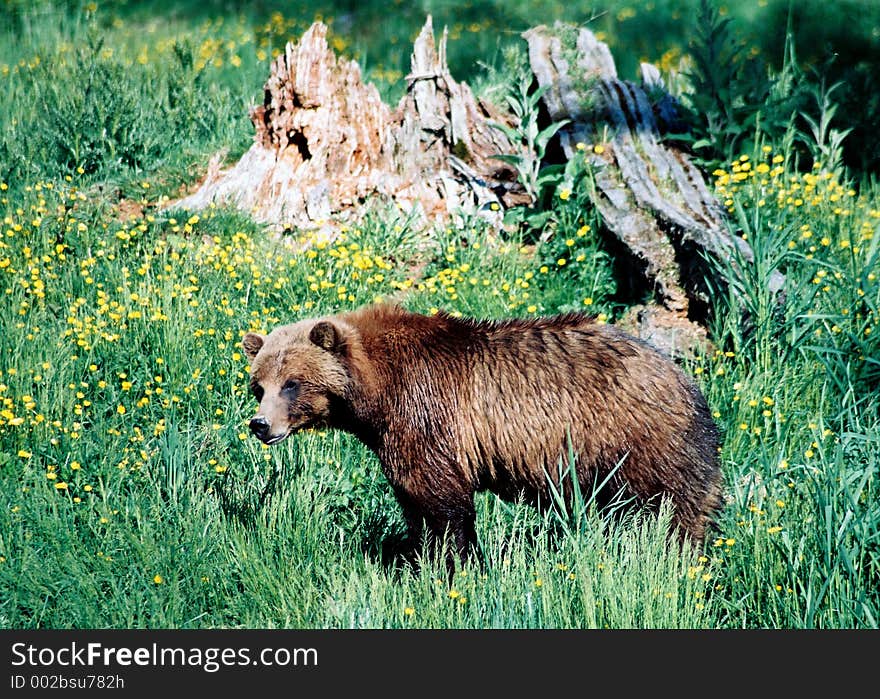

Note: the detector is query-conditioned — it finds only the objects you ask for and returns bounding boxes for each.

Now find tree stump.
[523,22,780,357]
[173,18,527,230]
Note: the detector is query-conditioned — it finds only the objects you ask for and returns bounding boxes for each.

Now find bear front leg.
[393,486,477,574]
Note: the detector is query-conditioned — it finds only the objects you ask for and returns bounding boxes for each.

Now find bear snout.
[249,415,271,439]
[249,415,290,444]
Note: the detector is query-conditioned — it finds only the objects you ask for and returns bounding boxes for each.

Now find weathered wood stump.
[174,18,527,229]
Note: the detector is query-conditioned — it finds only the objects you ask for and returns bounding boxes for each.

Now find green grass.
[0,1,878,629]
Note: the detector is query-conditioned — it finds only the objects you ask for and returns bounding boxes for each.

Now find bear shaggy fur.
[242,304,722,561]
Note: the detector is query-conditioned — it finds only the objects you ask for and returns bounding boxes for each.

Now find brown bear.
[242,304,722,563]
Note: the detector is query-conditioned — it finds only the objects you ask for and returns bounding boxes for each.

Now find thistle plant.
[489,74,569,205]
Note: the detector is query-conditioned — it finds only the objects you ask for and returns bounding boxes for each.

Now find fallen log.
[524,22,784,357]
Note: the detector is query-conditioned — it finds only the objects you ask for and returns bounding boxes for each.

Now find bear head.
[242,317,354,444]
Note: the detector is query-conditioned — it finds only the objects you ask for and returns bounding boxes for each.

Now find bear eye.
[251,383,264,402]
[281,380,300,397]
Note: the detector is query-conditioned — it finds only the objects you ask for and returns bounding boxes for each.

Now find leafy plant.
[798,80,851,178]
[680,0,809,167]
[489,73,569,226]
[34,35,164,176]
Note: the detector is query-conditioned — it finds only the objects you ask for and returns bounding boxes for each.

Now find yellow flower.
[17,449,31,458]
[593,144,605,155]
[404,607,414,616]
[559,188,571,201]
[55,482,68,490]
[153,574,164,585]
[116,405,126,415]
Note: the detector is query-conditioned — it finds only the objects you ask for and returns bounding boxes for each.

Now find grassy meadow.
[0,0,878,629]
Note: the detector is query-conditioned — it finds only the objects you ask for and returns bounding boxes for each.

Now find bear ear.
[242,332,265,361]
[309,320,345,353]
